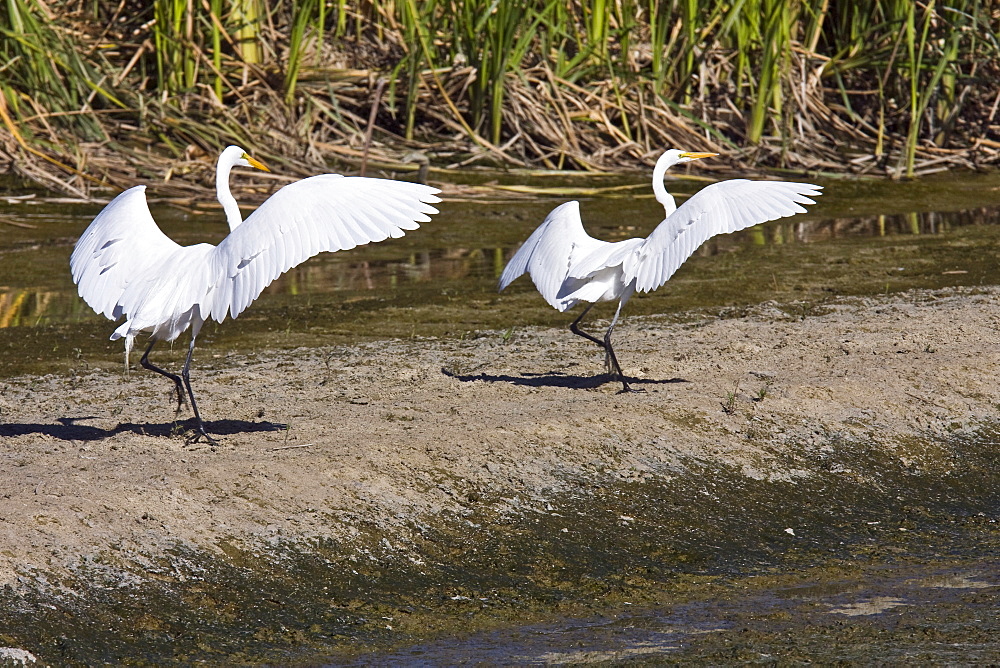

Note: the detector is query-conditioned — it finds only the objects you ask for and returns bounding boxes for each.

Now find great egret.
[498,149,822,392]
[71,145,441,442]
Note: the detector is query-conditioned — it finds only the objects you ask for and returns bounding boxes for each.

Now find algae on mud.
[1,420,998,664]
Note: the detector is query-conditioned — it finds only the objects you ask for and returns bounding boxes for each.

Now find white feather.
[73,166,440,350]
[628,179,820,293]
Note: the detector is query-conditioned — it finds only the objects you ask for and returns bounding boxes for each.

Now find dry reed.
[0,0,997,200]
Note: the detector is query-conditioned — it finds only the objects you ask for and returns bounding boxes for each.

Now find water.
[338,418,1000,665]
[3,413,997,664]
[359,560,1000,664]
[2,170,999,378]
[2,170,1000,662]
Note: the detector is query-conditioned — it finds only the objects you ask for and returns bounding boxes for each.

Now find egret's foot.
[616,383,646,394]
[185,422,219,446]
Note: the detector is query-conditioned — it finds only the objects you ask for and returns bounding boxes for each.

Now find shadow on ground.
[442,367,689,389]
[0,417,287,442]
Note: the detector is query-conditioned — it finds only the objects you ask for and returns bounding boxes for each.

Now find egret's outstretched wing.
[209,175,441,320]
[626,180,821,293]
[70,186,182,320]
[498,201,609,311]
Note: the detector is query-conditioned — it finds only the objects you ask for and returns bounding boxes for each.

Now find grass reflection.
[0,205,998,334]
[0,287,117,332]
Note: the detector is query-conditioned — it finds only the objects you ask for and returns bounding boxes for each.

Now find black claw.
[185,421,219,446]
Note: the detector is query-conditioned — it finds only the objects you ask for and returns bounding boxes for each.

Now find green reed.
[231,0,262,63]
[457,0,552,145]
[746,0,794,144]
[1,0,996,184]
[153,0,198,97]
[209,0,224,102]
[0,0,120,141]
[285,0,318,105]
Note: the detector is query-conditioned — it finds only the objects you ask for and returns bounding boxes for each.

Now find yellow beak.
[679,151,718,161]
[243,153,272,173]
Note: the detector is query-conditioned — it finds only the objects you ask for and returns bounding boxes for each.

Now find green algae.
[1,422,997,664]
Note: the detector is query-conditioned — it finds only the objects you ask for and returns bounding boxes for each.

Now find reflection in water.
[728,206,996,248]
[0,290,33,328]
[241,206,1000,300]
[262,247,501,297]
[0,199,997,330]
[353,562,999,664]
[826,596,908,616]
[0,289,72,328]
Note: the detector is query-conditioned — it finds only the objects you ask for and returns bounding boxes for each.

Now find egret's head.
[662,149,717,166]
[652,149,719,210]
[221,145,271,173]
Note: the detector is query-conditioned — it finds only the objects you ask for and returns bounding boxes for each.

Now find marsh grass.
[0,0,997,197]
[723,380,742,416]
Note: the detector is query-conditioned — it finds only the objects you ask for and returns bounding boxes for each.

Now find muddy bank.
[1,286,999,662]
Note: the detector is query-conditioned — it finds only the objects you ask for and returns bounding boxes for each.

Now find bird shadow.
[1,416,288,443]
[441,367,688,390]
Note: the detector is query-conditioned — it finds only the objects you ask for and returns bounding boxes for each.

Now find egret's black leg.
[570,299,642,392]
[603,323,640,393]
[605,298,643,394]
[180,335,217,445]
[569,303,605,348]
[139,341,185,412]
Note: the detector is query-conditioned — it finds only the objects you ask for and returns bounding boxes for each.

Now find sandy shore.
[2,285,998,593]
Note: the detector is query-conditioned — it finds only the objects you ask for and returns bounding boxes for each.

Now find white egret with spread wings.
[499,149,821,392]
[72,145,441,442]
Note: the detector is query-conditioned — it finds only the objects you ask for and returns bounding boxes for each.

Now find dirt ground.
[1,285,998,594]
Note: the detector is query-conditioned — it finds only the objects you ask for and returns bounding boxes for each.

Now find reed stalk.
[209,0,224,102]
[585,0,608,61]
[231,0,262,64]
[153,0,197,96]
[747,0,792,144]
[285,0,317,104]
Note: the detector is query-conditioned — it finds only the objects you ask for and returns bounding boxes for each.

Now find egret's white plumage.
[499,149,822,392]
[71,145,441,441]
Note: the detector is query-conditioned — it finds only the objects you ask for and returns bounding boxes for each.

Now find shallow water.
[333,416,1000,665]
[358,559,1000,665]
[1,170,999,378]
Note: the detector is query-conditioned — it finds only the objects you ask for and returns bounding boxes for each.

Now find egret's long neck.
[652,154,677,217]
[216,161,243,231]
